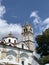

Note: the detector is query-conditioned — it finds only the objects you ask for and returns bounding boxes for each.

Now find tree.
[39,55,49,64]
[36,28,49,64]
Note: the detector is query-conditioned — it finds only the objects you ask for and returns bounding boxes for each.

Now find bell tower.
[22,22,34,51]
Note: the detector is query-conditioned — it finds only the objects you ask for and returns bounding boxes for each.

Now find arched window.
[9,39,11,43]
[26,28,27,32]
[24,29,25,32]
[22,61,24,65]
[24,28,28,32]
[22,44,24,49]
[20,53,29,58]
[14,40,16,43]
[7,50,17,57]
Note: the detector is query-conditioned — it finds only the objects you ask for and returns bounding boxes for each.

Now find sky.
[0,0,49,42]
[0,0,49,58]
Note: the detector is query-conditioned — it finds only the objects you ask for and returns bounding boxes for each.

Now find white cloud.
[33,18,39,24]
[43,18,49,24]
[0,19,22,33]
[30,11,42,36]
[0,0,22,41]
[42,18,49,31]
[30,11,41,23]
[0,19,22,41]
[30,11,49,36]
[0,5,6,18]
[30,11,39,19]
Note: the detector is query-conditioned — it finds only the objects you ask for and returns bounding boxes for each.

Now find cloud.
[30,11,41,23]
[30,11,49,58]
[43,18,49,24]
[0,0,22,41]
[42,18,49,31]
[0,5,6,18]
[30,11,39,19]
[0,19,22,34]
[0,19,22,40]
[30,11,49,38]
[30,11,42,36]
[33,18,39,24]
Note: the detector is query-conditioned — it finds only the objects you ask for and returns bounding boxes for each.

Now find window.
[14,40,16,43]
[9,39,11,43]
[24,29,25,32]
[24,28,28,32]
[26,28,27,32]
[22,61,24,65]
[22,44,24,49]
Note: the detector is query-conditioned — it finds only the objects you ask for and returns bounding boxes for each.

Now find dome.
[1,32,18,46]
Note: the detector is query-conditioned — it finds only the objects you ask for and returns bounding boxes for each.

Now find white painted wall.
[0,44,39,65]
[3,37,18,43]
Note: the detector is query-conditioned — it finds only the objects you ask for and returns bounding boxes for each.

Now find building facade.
[0,23,39,65]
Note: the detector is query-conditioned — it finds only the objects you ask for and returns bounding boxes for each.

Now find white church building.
[0,22,40,65]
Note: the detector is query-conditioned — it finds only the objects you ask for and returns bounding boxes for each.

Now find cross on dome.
[25,21,29,26]
[8,32,12,37]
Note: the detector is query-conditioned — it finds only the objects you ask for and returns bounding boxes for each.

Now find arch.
[20,53,29,58]
[24,29,25,32]
[8,39,11,43]
[6,55,16,61]
[26,28,28,32]
[6,50,17,57]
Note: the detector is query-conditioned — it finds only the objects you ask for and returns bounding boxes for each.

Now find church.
[0,22,39,65]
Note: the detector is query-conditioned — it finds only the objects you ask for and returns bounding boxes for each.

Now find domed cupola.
[2,32,18,46]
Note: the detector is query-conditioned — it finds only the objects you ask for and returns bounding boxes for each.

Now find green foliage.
[39,55,49,64]
[36,28,49,64]
[36,28,49,57]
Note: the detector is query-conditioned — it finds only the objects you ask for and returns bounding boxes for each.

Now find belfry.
[22,22,34,51]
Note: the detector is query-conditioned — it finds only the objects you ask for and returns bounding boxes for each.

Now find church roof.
[0,41,33,53]
[2,32,18,39]
[22,22,32,28]
[25,22,30,26]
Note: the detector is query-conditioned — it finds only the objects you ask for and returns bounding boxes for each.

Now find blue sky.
[2,0,49,23]
[0,0,49,58]
[0,0,49,41]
